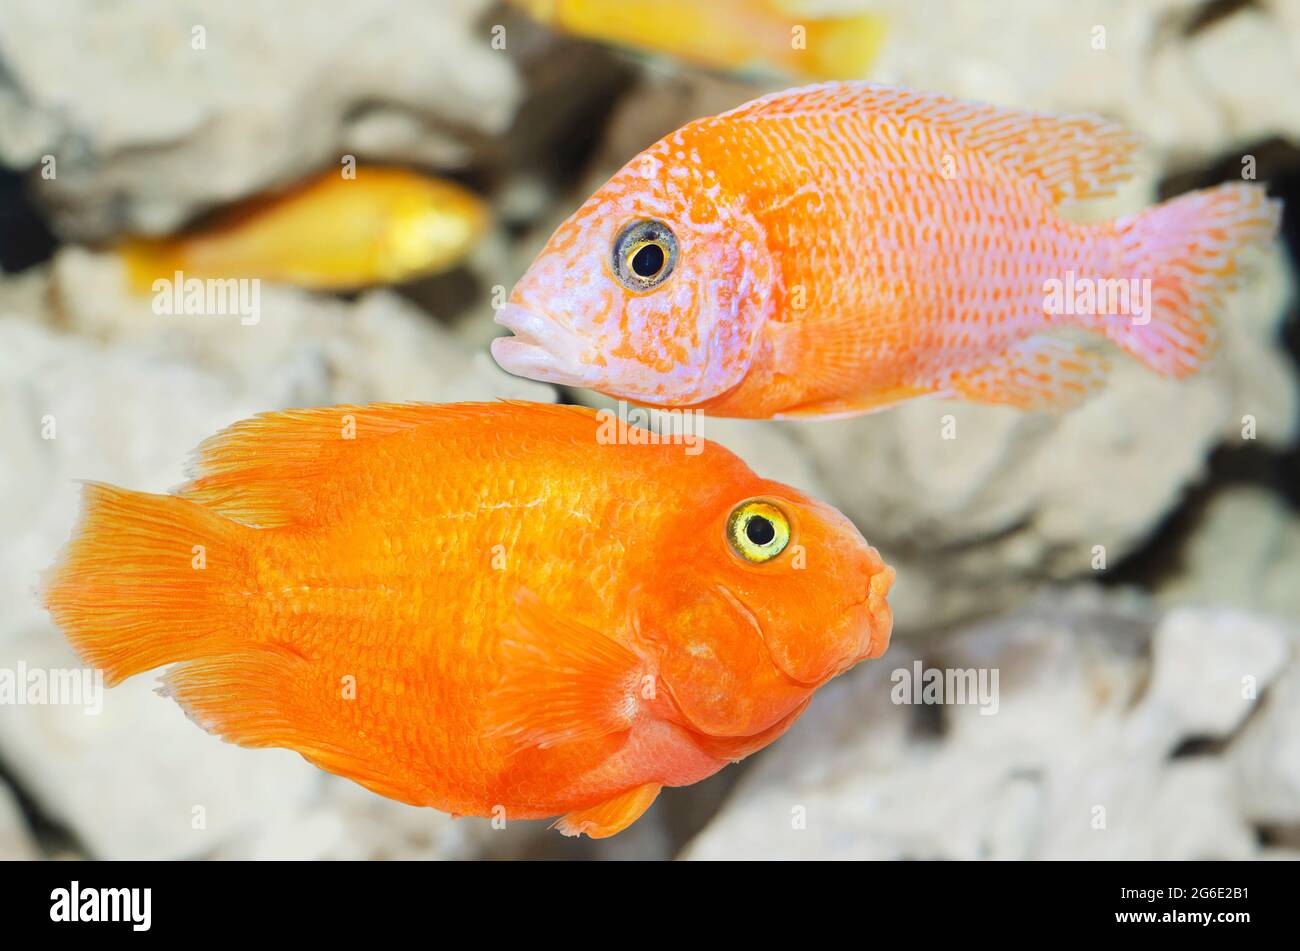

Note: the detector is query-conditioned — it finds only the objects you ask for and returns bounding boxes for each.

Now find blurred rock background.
[0,0,1296,860]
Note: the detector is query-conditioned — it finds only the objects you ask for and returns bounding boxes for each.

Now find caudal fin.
[41,483,251,685]
[40,481,425,803]
[1103,182,1280,378]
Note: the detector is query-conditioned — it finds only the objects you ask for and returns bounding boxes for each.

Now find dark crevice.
[1255,823,1300,849]
[905,655,950,740]
[1169,734,1229,759]
[0,168,58,273]
[1169,662,1277,764]
[394,266,485,326]
[1181,0,1259,36]
[0,752,82,858]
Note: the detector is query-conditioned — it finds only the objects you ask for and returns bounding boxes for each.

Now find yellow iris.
[726,500,791,563]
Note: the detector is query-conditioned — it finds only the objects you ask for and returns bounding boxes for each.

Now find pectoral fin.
[484,590,644,754]
[555,783,662,839]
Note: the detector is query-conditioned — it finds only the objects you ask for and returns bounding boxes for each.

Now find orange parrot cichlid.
[42,401,894,837]
[492,82,1282,418]
[121,166,488,293]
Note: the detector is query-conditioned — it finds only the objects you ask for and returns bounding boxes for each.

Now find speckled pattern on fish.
[494,82,1281,418]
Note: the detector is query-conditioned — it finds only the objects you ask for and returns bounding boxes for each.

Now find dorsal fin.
[176,401,595,527]
[720,81,1140,204]
[176,402,452,527]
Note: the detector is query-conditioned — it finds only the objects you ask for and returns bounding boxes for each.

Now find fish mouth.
[490,303,595,389]
[847,561,895,666]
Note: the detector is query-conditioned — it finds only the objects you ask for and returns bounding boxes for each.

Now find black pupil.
[745,515,775,546]
[630,242,665,278]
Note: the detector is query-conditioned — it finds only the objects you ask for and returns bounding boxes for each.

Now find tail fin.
[41,483,423,804]
[1103,182,1281,378]
[41,483,252,685]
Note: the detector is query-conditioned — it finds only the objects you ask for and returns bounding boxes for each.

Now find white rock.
[684,591,1297,860]
[0,619,321,860]
[1143,607,1289,740]
[0,0,519,237]
[218,779,550,861]
[1231,657,1300,826]
[864,0,1300,168]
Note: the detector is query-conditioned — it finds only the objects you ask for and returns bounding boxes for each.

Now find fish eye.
[612,219,677,292]
[726,500,791,564]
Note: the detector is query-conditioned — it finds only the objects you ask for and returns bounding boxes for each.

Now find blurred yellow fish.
[121,166,488,292]
[510,0,886,80]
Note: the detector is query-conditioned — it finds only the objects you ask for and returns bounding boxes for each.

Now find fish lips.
[491,303,597,389]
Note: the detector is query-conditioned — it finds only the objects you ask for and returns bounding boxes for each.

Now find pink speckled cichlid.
[492,82,1281,418]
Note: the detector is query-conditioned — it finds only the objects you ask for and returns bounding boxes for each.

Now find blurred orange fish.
[43,401,893,837]
[121,166,487,292]
[493,83,1281,418]
[510,0,886,80]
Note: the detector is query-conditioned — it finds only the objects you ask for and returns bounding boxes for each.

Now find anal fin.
[555,783,662,839]
[162,645,427,806]
[949,336,1109,411]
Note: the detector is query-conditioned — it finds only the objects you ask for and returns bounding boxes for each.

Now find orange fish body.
[493,83,1281,418]
[121,166,487,292]
[43,402,893,837]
